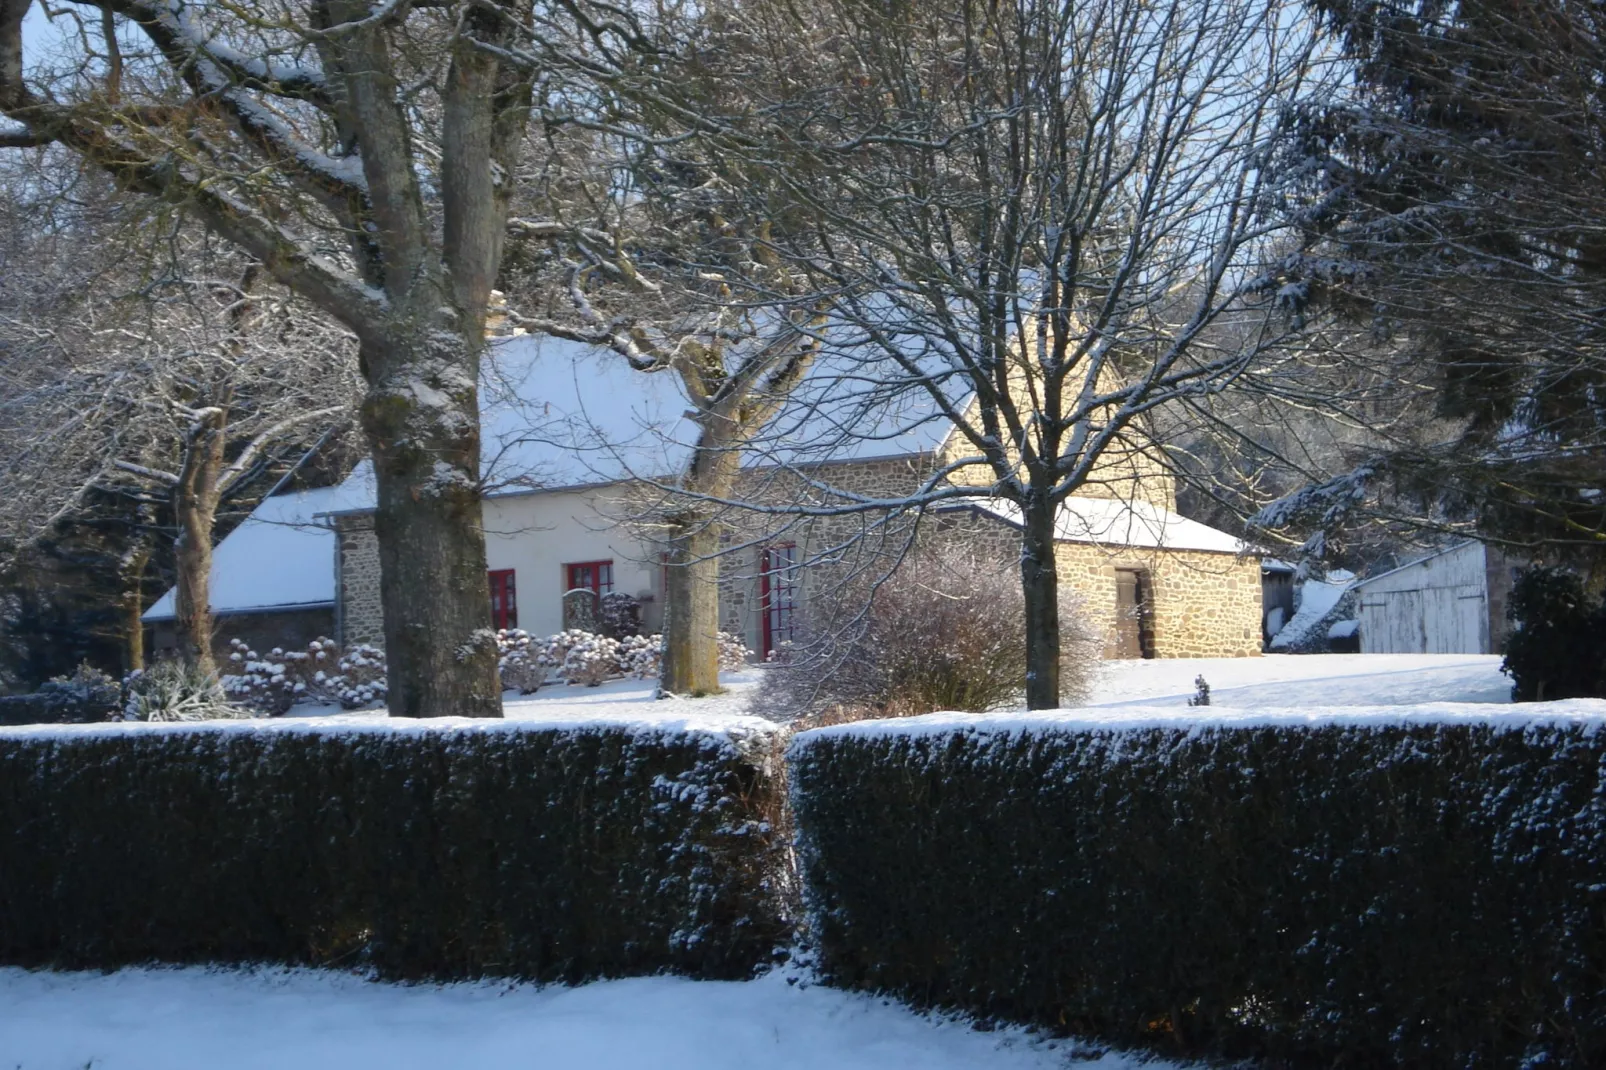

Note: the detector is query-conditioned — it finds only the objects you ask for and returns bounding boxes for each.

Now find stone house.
[152,336,1262,662]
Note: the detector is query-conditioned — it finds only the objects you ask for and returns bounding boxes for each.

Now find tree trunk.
[173,412,226,679]
[661,519,725,696]
[660,446,740,697]
[359,331,502,718]
[1020,493,1062,710]
[123,546,148,673]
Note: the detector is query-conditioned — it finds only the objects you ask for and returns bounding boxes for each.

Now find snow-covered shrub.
[0,721,789,982]
[222,637,381,711]
[617,633,663,679]
[758,544,1095,723]
[496,629,545,693]
[36,663,121,721]
[333,644,387,708]
[597,592,642,639]
[789,714,1606,1067]
[561,632,622,687]
[717,632,753,671]
[1502,566,1606,700]
[611,632,748,681]
[122,659,250,722]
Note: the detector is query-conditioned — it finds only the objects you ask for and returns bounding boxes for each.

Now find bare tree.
[490,23,836,697]
[1,0,537,715]
[0,183,357,676]
[670,0,1335,707]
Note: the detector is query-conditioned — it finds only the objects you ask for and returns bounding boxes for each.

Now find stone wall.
[930,506,1262,659]
[333,514,384,647]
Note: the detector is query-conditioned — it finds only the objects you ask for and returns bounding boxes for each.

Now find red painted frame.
[759,544,799,657]
[564,559,615,596]
[487,569,517,630]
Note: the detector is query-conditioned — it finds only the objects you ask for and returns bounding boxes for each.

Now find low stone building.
[171,335,1263,665]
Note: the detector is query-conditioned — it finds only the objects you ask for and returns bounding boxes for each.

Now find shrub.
[37,663,121,720]
[332,644,387,707]
[758,545,1096,723]
[123,660,250,722]
[222,638,388,712]
[496,629,545,693]
[0,719,790,982]
[789,712,1606,1067]
[598,593,643,639]
[1503,566,1606,700]
[561,632,623,686]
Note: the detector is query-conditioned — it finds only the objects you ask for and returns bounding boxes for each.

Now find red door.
[488,569,517,630]
[760,544,799,657]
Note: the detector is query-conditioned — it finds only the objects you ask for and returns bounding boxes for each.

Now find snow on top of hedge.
[0,707,780,745]
[792,700,1606,748]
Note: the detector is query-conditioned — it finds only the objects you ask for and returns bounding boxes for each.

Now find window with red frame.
[565,560,614,596]
[760,544,799,657]
[487,569,517,630]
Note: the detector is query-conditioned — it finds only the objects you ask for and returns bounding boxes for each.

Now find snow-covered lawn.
[281,654,1510,725]
[1088,652,1511,708]
[0,966,1153,1070]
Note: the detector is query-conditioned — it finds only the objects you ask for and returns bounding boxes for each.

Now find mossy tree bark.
[171,409,227,678]
[661,442,740,697]
[359,329,501,718]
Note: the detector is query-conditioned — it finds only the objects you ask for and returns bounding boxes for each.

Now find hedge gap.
[788,713,1606,1068]
[0,721,789,981]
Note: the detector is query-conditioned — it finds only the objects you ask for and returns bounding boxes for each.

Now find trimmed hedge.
[0,719,789,981]
[789,710,1606,1068]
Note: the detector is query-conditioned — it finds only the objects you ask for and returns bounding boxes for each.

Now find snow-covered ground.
[0,966,1151,1070]
[1087,653,1512,708]
[285,654,1512,725]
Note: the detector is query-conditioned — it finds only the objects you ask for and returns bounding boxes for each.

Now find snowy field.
[0,966,1154,1070]
[283,653,1511,724]
[1087,652,1511,707]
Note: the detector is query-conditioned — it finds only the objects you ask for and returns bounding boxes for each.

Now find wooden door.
[1110,569,1152,659]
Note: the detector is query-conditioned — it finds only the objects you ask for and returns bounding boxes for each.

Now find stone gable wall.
[930,507,1261,659]
[334,514,384,647]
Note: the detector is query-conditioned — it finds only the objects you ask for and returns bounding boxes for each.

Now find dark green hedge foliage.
[0,723,789,981]
[1503,566,1606,700]
[790,718,1606,1068]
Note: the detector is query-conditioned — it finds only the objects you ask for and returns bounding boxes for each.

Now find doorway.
[1110,568,1155,659]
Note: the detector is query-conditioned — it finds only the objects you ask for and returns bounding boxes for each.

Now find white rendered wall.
[482,487,661,636]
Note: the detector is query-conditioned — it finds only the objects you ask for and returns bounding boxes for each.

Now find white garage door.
[1359,585,1487,654]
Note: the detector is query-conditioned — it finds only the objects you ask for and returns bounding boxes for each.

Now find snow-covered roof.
[1267,573,1354,650]
[323,335,965,516]
[941,495,1248,554]
[143,486,352,621]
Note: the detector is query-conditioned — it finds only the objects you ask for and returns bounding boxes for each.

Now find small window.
[760,544,800,657]
[488,569,517,631]
[565,560,614,597]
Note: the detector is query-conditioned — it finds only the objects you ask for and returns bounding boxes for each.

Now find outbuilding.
[1351,541,1515,655]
